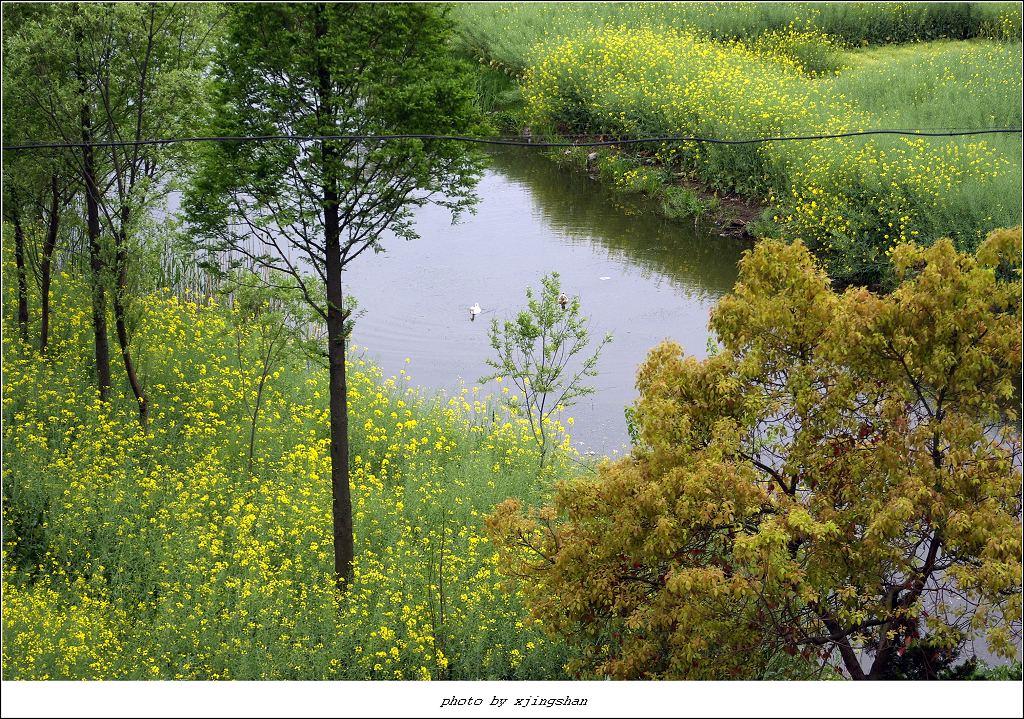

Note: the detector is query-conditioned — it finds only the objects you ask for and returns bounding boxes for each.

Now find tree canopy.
[187,1,486,290]
[186,2,485,586]
[3,1,214,415]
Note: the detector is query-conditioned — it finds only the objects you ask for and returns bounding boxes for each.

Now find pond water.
[342,149,749,455]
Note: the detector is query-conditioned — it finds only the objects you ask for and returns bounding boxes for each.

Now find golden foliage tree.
[488,229,1022,680]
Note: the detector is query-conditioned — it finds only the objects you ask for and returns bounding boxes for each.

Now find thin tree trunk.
[113,218,148,429]
[11,204,30,343]
[316,2,353,590]
[39,174,60,353]
[866,528,943,680]
[80,87,112,400]
[113,285,147,428]
[110,2,152,428]
[247,330,281,476]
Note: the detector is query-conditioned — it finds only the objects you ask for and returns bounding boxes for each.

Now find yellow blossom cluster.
[2,271,574,680]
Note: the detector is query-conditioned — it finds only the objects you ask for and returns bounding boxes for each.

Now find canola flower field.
[1,270,578,680]
[455,3,1023,287]
[456,2,1023,74]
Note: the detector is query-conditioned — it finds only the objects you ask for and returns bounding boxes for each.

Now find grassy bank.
[455,5,1023,287]
[1,268,579,679]
[455,2,1022,74]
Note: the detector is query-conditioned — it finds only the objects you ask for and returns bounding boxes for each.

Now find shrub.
[488,228,1022,680]
[748,27,846,75]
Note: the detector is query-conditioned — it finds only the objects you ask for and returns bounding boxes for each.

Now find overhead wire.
[2,127,1021,152]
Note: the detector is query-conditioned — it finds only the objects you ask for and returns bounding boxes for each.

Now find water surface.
[343,149,748,454]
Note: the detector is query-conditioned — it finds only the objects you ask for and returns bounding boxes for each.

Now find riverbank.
[456,4,1023,288]
[5,236,1020,681]
[545,143,766,240]
[5,220,1020,683]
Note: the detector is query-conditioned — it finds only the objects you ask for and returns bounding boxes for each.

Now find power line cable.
[2,127,1021,152]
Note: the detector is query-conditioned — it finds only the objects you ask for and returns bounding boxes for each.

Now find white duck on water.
[469,302,482,321]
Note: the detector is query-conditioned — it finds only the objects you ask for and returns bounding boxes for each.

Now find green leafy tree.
[3,168,76,355]
[2,3,78,353]
[186,2,485,587]
[481,271,610,468]
[1,168,32,344]
[488,228,1022,680]
[2,2,214,421]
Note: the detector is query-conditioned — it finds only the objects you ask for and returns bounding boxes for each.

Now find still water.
[342,149,748,455]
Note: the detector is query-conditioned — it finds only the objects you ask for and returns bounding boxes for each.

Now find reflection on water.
[343,148,747,453]
[487,148,744,296]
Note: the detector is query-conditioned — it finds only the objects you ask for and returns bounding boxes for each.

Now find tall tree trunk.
[316,3,353,590]
[325,228,353,590]
[80,80,112,400]
[39,174,60,354]
[11,204,30,343]
[107,2,152,429]
[113,215,148,429]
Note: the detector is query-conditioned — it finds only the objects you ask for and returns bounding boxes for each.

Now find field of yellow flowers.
[2,271,578,679]
[457,4,1022,287]
[456,3,1023,74]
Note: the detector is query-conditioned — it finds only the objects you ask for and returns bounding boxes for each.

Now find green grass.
[833,40,1022,129]
[825,40,1024,267]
